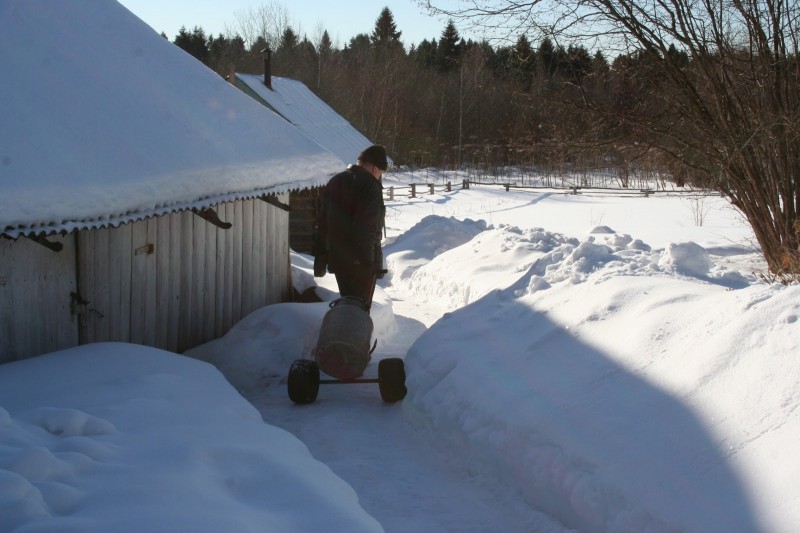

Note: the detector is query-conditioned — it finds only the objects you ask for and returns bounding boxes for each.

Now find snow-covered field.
[2,170,798,532]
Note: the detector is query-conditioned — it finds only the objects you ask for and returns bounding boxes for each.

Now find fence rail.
[384,179,713,201]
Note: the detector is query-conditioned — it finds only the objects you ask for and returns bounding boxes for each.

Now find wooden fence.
[381,179,700,201]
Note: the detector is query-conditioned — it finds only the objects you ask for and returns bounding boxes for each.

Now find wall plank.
[130,221,148,345]
[0,239,15,359]
[231,202,243,326]
[112,222,133,343]
[143,218,158,347]
[191,212,206,349]
[177,211,194,352]
[202,212,217,344]
[240,199,254,317]
[224,201,235,335]
[165,212,182,352]
[92,228,111,342]
[254,198,266,309]
[155,215,171,349]
[214,204,230,337]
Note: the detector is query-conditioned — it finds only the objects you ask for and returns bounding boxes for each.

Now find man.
[313,145,387,311]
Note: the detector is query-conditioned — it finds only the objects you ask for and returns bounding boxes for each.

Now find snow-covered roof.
[0,0,344,239]
[235,74,386,168]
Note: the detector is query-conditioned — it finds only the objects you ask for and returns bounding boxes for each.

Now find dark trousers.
[334,262,377,310]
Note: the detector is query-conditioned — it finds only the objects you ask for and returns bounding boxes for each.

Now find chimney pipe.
[262,47,272,90]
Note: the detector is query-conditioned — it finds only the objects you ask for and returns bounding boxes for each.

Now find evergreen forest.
[171,8,672,179]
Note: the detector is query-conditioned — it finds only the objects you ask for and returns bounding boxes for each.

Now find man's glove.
[314,255,327,277]
[374,247,385,279]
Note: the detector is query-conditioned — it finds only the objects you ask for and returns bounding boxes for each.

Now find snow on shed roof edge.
[0,0,343,240]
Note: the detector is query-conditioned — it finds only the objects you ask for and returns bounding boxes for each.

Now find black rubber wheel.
[378,358,407,403]
[288,359,320,404]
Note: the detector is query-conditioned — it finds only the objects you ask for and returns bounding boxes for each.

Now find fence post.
[462,179,470,189]
[446,182,451,192]
[388,186,394,201]
[410,184,417,198]
[428,183,435,195]
[504,183,510,192]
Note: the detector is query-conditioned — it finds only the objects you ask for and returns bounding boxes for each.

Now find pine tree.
[538,37,556,76]
[412,39,437,69]
[591,50,610,85]
[278,27,299,51]
[509,35,535,88]
[343,34,372,68]
[174,26,209,64]
[318,30,333,58]
[371,7,402,47]
[566,44,592,83]
[436,20,461,72]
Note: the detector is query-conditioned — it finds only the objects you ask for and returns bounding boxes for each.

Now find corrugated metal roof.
[0,0,343,239]
[236,74,384,167]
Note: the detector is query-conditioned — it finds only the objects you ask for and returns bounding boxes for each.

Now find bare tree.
[226,1,292,50]
[420,0,800,280]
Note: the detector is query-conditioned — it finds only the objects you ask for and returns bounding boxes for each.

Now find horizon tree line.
[170,2,800,280]
[170,8,655,176]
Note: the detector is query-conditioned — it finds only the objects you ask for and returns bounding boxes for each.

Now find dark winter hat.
[358,145,388,171]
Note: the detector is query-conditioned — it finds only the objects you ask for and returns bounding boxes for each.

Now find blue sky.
[117,0,461,48]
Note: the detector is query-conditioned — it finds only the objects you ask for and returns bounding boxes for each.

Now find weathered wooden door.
[0,235,78,363]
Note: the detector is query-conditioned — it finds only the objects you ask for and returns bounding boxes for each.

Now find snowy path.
[243,285,567,532]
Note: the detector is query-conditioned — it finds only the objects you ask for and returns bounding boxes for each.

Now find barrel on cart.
[316,297,373,380]
[287,297,407,404]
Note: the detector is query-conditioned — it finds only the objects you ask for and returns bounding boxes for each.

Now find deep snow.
[2,170,798,532]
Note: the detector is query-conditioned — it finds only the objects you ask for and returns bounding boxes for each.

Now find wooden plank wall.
[0,235,78,363]
[77,194,290,354]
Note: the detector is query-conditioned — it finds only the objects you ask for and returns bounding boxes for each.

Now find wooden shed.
[1,198,290,359]
[0,1,342,363]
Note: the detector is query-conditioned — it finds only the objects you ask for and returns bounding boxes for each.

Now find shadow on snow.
[403,283,761,532]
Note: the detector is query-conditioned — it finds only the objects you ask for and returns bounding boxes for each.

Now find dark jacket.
[315,164,384,274]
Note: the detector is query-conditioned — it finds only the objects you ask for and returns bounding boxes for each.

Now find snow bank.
[186,253,397,392]
[400,217,799,531]
[0,344,381,532]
